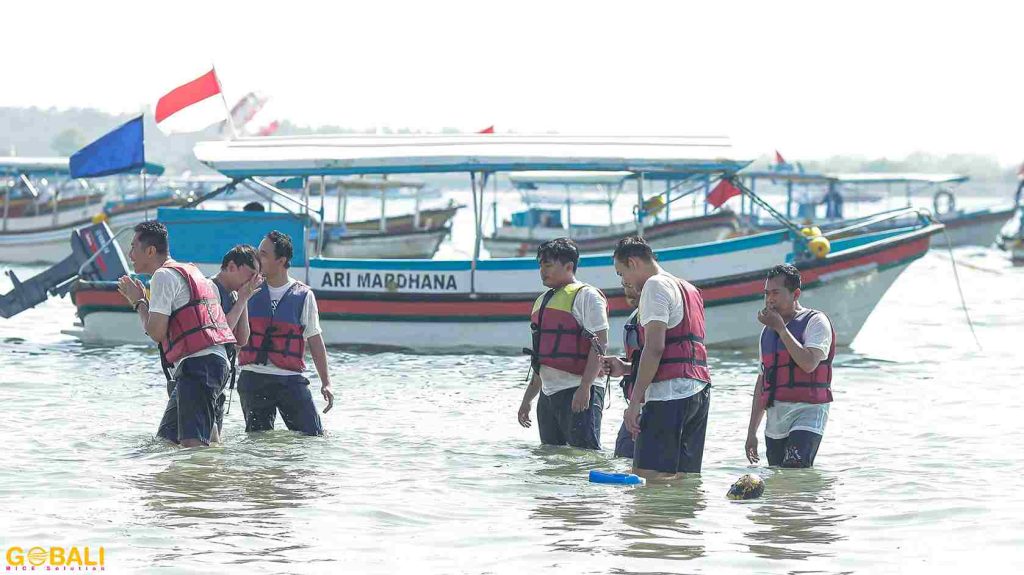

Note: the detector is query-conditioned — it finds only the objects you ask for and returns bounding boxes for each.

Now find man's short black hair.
[613,235,656,263]
[536,237,579,272]
[133,221,168,255]
[766,264,801,292]
[266,230,294,268]
[221,244,258,271]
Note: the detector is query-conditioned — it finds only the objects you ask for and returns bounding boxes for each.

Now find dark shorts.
[237,370,323,436]
[536,385,604,450]
[766,430,822,468]
[633,385,710,474]
[614,422,635,459]
[157,353,229,446]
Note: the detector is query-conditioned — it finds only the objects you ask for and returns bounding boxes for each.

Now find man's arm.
[776,327,826,373]
[229,304,250,347]
[519,371,542,427]
[745,375,766,463]
[308,333,334,413]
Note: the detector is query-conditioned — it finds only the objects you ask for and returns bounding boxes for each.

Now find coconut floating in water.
[727,474,765,500]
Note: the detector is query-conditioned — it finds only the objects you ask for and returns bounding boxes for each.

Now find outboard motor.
[0,221,129,318]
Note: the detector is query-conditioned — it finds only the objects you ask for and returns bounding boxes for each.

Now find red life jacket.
[160,262,236,365]
[527,283,600,376]
[760,308,835,407]
[621,311,640,401]
[238,281,309,372]
[636,277,711,384]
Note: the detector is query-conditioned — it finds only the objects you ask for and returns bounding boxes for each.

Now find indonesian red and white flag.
[155,69,226,134]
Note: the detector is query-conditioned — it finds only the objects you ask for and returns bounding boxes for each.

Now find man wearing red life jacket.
[745,264,834,468]
[606,236,711,481]
[517,238,609,449]
[116,222,236,448]
[237,231,335,436]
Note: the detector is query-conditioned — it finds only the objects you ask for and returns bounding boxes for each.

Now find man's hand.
[757,306,786,333]
[518,400,532,427]
[321,383,335,414]
[116,275,146,305]
[601,356,627,378]
[745,434,760,464]
[624,401,642,438]
[237,273,264,303]
[571,385,591,413]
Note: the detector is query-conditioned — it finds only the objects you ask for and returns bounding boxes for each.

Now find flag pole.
[212,64,239,139]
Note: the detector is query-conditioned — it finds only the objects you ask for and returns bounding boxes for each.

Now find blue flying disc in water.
[589,470,645,485]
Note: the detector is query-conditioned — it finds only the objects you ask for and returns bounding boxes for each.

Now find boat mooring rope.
[942,228,982,351]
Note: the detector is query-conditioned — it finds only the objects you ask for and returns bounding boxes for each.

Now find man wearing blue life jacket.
[517,238,609,450]
[208,244,262,437]
[745,264,835,468]
[237,231,335,436]
[608,283,640,458]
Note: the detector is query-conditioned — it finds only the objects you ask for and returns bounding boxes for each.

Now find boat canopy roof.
[741,170,968,186]
[0,157,70,176]
[509,170,635,187]
[829,172,968,185]
[195,134,749,178]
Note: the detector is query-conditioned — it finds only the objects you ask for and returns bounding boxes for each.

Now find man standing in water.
[517,238,609,449]
[116,221,236,448]
[237,231,334,436]
[208,244,263,437]
[606,236,711,481]
[602,284,641,459]
[745,264,835,468]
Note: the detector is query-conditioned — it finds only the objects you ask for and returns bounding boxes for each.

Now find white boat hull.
[318,229,448,259]
[71,257,913,351]
[0,210,150,264]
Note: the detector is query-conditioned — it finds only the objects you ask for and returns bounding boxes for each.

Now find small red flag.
[706,179,741,208]
[775,150,787,166]
[478,125,494,134]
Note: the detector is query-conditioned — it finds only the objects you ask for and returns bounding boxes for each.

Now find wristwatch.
[133,298,149,311]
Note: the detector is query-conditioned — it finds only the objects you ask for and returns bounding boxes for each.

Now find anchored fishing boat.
[740,169,1014,247]
[46,134,941,351]
[0,157,186,263]
[483,170,738,257]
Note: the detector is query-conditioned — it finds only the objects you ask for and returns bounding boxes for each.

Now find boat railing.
[823,207,934,240]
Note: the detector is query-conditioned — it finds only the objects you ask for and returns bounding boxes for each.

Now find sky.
[5,0,1023,164]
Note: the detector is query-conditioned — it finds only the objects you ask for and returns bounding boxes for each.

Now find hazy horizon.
[4,1,1023,164]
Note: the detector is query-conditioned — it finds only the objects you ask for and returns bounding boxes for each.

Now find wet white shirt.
[240,277,322,377]
[148,262,228,370]
[539,285,609,396]
[760,310,833,438]
[637,272,708,402]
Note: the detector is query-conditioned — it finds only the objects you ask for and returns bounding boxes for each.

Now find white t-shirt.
[148,262,228,371]
[637,272,709,402]
[760,309,833,438]
[538,284,609,396]
[241,277,322,377]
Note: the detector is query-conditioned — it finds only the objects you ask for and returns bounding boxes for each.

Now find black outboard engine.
[0,221,130,318]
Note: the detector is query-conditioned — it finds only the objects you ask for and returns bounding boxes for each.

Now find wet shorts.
[237,371,323,436]
[633,385,710,474]
[157,353,229,445]
[536,385,604,450]
[766,430,822,468]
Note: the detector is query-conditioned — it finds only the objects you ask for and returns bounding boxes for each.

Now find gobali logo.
[4,546,105,570]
